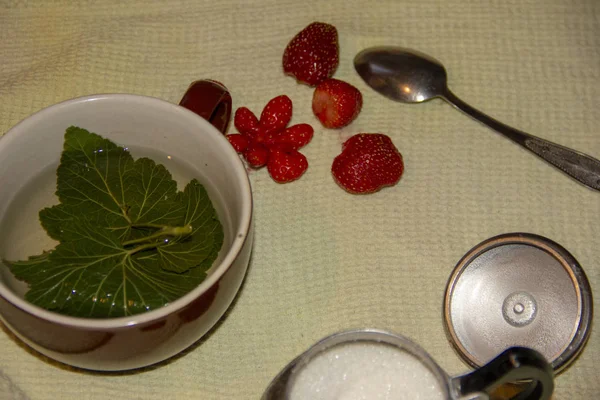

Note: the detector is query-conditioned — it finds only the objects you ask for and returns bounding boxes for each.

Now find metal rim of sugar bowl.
[262,329,452,400]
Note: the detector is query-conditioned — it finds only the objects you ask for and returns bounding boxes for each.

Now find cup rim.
[0,93,253,329]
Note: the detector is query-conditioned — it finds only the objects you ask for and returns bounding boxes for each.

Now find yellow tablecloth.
[1,0,598,398]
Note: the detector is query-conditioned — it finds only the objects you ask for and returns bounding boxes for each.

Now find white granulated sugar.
[289,341,445,400]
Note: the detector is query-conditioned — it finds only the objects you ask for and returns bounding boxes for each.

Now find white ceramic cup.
[0,94,253,371]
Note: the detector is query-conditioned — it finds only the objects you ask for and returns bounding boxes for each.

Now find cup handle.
[455,347,554,400]
[179,79,232,134]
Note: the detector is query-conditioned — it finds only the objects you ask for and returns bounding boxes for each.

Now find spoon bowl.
[354,46,600,191]
[355,47,447,103]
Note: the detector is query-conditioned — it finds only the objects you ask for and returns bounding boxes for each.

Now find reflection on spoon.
[354,46,600,191]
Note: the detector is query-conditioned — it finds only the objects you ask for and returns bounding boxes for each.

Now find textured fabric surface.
[0,0,599,398]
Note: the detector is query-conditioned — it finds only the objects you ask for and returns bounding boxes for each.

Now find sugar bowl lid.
[443,233,593,374]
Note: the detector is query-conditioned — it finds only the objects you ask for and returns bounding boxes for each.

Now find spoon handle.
[442,90,600,191]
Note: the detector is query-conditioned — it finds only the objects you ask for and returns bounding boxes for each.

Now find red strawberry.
[226,95,313,184]
[312,79,362,129]
[259,95,293,134]
[244,142,269,168]
[227,134,250,153]
[332,134,404,194]
[267,123,314,150]
[283,22,339,86]
[247,126,268,144]
[267,145,308,183]
[234,107,260,135]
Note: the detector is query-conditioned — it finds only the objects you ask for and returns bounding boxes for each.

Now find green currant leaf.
[5,127,223,318]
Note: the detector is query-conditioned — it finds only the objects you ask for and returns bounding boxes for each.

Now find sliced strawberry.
[332,133,404,194]
[244,142,269,168]
[247,126,268,144]
[231,96,311,183]
[267,145,308,183]
[283,22,339,86]
[267,123,314,150]
[259,95,293,134]
[227,134,250,153]
[234,107,260,135]
[312,78,362,129]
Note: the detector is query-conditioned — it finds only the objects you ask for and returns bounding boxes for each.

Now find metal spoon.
[354,46,600,191]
